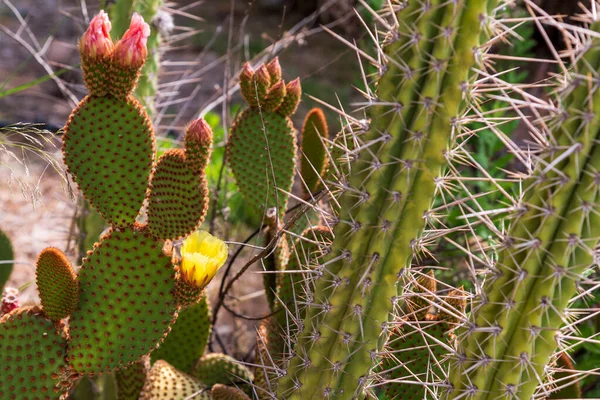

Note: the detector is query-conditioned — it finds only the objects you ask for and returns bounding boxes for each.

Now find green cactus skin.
[228,61,300,219]
[151,293,211,373]
[35,247,79,322]
[0,229,14,289]
[115,356,150,400]
[211,383,251,400]
[193,353,254,388]
[139,360,210,400]
[299,108,329,196]
[147,149,209,241]
[63,95,155,229]
[0,306,72,399]
[67,225,178,375]
[449,21,600,400]
[276,1,496,398]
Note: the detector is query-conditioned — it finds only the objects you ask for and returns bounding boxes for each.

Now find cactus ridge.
[67,224,178,374]
[151,293,211,373]
[139,360,210,400]
[35,247,79,322]
[147,148,209,241]
[62,94,155,228]
[449,20,600,398]
[115,356,150,400]
[299,108,329,196]
[276,1,497,398]
[0,306,72,399]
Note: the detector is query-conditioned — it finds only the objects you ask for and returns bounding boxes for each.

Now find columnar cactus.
[272,1,498,398]
[448,17,600,400]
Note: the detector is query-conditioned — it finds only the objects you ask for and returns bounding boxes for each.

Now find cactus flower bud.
[114,13,150,69]
[266,57,282,83]
[185,118,214,171]
[180,230,228,289]
[277,78,302,116]
[79,10,113,60]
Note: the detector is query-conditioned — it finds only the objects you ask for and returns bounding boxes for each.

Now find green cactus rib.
[449,23,600,400]
[68,224,179,374]
[0,306,72,399]
[63,95,155,228]
[0,229,14,289]
[279,1,494,398]
[35,247,79,322]
[139,360,210,400]
[151,292,211,373]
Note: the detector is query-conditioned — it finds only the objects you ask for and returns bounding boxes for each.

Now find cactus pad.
[0,229,14,289]
[35,248,79,322]
[62,95,155,228]
[299,108,329,195]
[67,224,178,374]
[228,108,297,217]
[151,293,211,373]
[193,353,253,387]
[0,306,72,399]
[115,356,150,400]
[147,149,209,241]
[139,360,210,400]
[211,384,251,400]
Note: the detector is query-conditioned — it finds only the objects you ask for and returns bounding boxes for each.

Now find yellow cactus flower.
[180,230,228,289]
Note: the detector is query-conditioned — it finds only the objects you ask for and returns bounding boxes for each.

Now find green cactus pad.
[211,384,251,400]
[0,306,72,399]
[151,293,211,373]
[0,229,14,289]
[139,360,210,400]
[35,247,79,322]
[228,108,297,217]
[62,95,155,228]
[147,149,209,241]
[193,353,253,387]
[382,319,450,400]
[67,224,178,374]
[115,356,150,400]
[299,108,329,195]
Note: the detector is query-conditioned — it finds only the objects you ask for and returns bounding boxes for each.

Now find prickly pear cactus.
[211,384,251,400]
[139,360,210,400]
[115,356,150,400]
[227,59,300,219]
[151,292,212,373]
[299,108,329,196]
[35,247,79,322]
[193,353,253,388]
[0,307,73,399]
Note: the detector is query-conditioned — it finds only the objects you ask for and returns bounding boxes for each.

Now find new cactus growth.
[299,108,329,196]
[228,59,300,219]
[35,248,79,322]
[139,360,210,400]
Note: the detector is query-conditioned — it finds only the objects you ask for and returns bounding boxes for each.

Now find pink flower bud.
[186,118,213,147]
[79,10,113,60]
[1,287,19,316]
[114,13,150,69]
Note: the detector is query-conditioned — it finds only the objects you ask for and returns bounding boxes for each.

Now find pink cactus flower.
[186,118,213,146]
[1,287,19,316]
[79,10,113,59]
[114,13,151,69]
